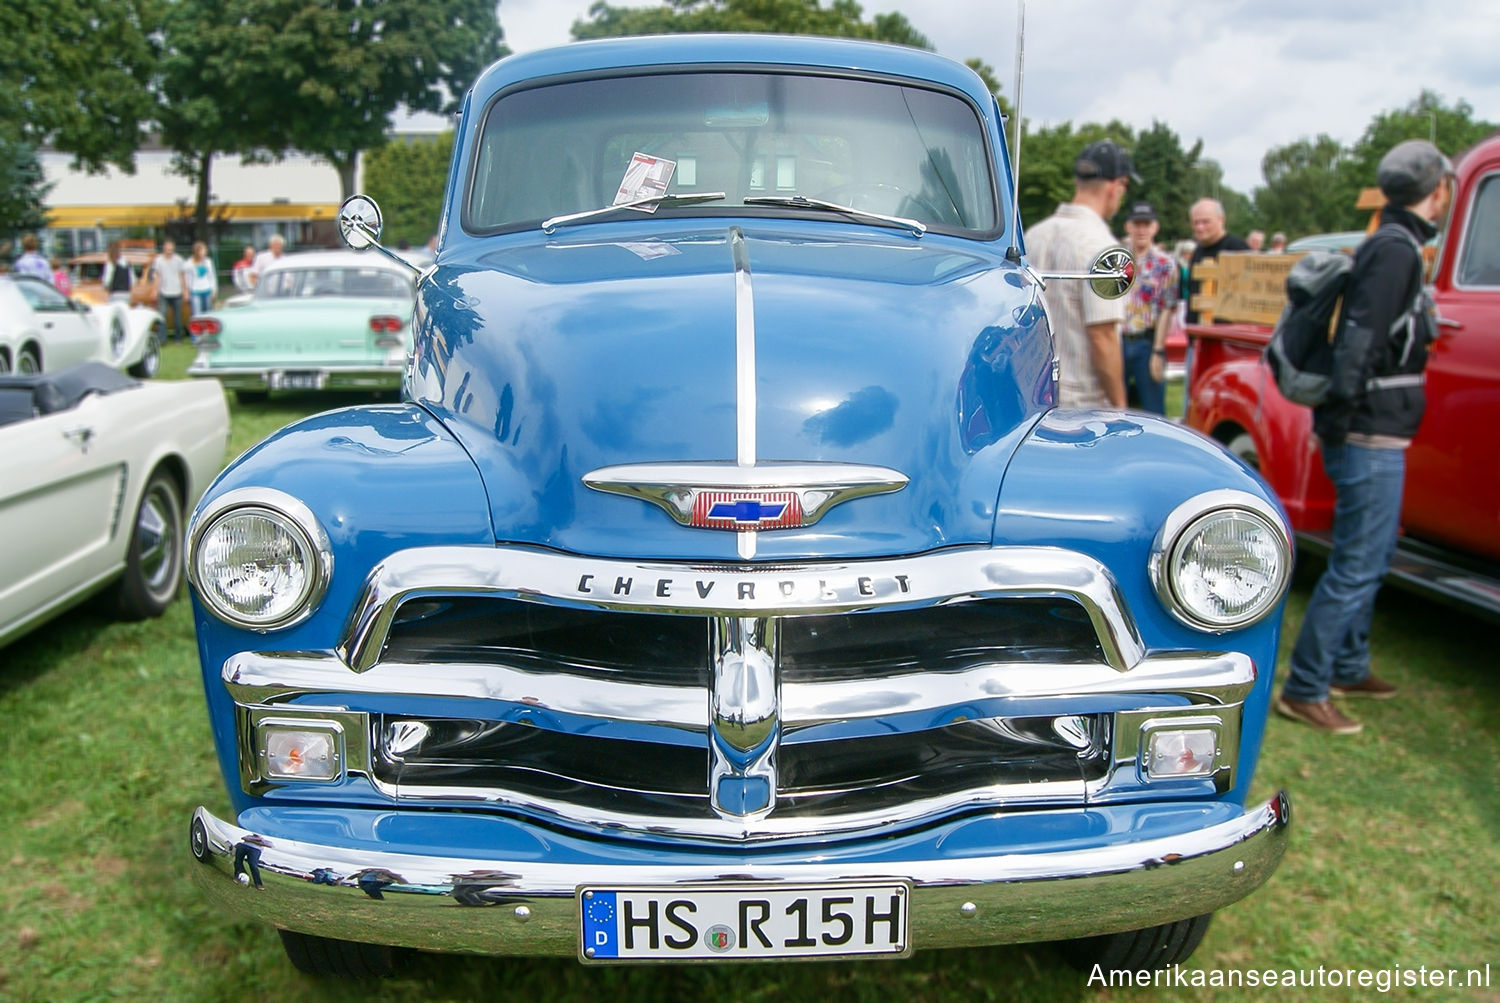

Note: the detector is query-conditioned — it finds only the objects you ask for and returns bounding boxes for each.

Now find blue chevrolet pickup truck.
[184,33,1293,977]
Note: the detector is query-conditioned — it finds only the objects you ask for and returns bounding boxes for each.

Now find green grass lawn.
[1,344,1495,1000]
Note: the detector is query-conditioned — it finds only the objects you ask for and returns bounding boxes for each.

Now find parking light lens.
[1143,728,1218,779]
[262,726,341,781]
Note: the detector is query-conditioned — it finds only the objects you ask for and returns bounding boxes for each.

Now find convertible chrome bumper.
[188,792,1290,958]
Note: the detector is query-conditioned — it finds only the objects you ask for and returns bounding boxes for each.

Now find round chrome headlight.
[1152,491,1291,631]
[188,489,331,631]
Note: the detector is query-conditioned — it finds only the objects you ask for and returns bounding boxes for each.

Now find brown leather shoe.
[1329,675,1398,700]
[1274,695,1363,734]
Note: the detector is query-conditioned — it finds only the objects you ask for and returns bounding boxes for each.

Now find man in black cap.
[1027,140,1140,408]
[1277,139,1454,735]
[1120,202,1178,414]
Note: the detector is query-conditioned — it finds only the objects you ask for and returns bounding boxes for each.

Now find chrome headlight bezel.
[187,487,333,631]
[1150,489,1292,632]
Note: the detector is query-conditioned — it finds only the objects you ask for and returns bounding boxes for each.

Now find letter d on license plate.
[578,882,910,961]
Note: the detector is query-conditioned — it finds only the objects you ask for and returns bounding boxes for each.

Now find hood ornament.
[583,461,908,532]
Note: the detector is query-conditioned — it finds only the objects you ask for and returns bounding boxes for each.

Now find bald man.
[1184,199,1249,324]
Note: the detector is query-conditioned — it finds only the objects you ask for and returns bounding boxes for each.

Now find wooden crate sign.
[1212,252,1304,326]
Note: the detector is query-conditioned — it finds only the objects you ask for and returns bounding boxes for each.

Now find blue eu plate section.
[578,883,911,963]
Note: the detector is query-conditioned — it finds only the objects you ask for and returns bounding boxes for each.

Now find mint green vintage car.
[186,250,414,403]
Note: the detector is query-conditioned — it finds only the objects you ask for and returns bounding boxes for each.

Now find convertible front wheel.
[114,468,184,619]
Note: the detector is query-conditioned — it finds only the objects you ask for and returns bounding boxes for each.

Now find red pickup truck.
[1186,132,1500,621]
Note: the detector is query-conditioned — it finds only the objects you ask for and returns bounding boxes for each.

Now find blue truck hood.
[412,219,1051,560]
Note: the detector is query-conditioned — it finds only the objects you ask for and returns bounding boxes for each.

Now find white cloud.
[483,0,1500,198]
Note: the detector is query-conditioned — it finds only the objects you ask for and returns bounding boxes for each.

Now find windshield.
[466,71,999,236]
[256,267,413,300]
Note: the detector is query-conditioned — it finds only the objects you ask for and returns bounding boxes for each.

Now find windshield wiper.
[743,195,926,236]
[541,192,727,234]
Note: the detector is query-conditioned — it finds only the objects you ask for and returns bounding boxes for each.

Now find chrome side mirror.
[1033,245,1137,300]
[337,194,426,279]
[339,195,384,250]
[1087,247,1136,300]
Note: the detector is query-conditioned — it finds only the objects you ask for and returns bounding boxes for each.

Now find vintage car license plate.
[270,371,325,390]
[578,882,910,961]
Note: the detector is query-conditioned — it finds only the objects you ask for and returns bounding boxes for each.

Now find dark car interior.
[0,362,139,429]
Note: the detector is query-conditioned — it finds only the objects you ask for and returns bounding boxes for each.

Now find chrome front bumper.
[188,792,1290,958]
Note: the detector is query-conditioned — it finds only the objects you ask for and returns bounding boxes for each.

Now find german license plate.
[578,882,910,961]
[270,371,324,390]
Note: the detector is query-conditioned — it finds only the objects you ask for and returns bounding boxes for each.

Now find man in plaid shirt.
[1120,202,1179,415]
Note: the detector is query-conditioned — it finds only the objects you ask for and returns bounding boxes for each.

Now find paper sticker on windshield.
[614,153,676,212]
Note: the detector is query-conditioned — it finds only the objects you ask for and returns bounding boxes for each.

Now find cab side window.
[1458,174,1500,287]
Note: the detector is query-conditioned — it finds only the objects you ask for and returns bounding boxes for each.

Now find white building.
[39,147,351,257]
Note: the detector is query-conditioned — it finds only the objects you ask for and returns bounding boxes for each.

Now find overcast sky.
[490,0,1500,199]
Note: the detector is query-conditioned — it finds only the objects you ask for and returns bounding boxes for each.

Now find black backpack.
[1264,224,1422,406]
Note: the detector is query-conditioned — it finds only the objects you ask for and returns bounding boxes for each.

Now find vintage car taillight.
[370,315,405,349]
[188,317,222,337]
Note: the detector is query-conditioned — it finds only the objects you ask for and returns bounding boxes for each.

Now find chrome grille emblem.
[583,461,908,533]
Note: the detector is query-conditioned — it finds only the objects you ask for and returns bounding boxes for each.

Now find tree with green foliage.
[0,139,52,236]
[573,0,930,46]
[158,0,300,242]
[157,0,504,241]
[1251,135,1359,240]
[1250,92,1496,242]
[268,0,506,199]
[0,0,160,172]
[1345,90,1496,196]
[1125,121,1203,244]
[363,133,455,248]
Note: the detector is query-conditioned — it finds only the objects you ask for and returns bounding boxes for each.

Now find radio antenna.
[1005,0,1026,262]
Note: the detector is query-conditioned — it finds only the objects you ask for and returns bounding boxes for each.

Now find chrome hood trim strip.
[337,544,1146,673]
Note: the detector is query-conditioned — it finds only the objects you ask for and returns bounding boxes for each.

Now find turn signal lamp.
[1143,728,1218,780]
[261,724,342,782]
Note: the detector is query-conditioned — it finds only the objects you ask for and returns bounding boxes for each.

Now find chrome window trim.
[337,544,1146,673]
[1451,169,1500,291]
[1148,489,1292,632]
[187,486,334,632]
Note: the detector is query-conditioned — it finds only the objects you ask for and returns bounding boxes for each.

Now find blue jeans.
[1283,442,1406,701]
[1122,335,1165,415]
[160,294,186,340]
[191,290,212,315]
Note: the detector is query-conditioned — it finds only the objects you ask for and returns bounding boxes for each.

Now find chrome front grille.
[226,544,1254,841]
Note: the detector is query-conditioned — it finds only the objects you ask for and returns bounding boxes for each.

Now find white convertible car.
[1,274,162,376]
[0,362,228,647]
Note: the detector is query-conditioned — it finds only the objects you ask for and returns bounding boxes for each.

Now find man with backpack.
[1276,140,1454,735]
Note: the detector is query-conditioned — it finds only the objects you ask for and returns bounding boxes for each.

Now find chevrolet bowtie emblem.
[582,462,908,532]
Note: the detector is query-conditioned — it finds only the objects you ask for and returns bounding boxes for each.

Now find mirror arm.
[345,221,426,279]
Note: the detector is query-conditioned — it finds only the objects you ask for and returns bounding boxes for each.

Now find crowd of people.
[1035,135,1454,737]
[4,232,294,342]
